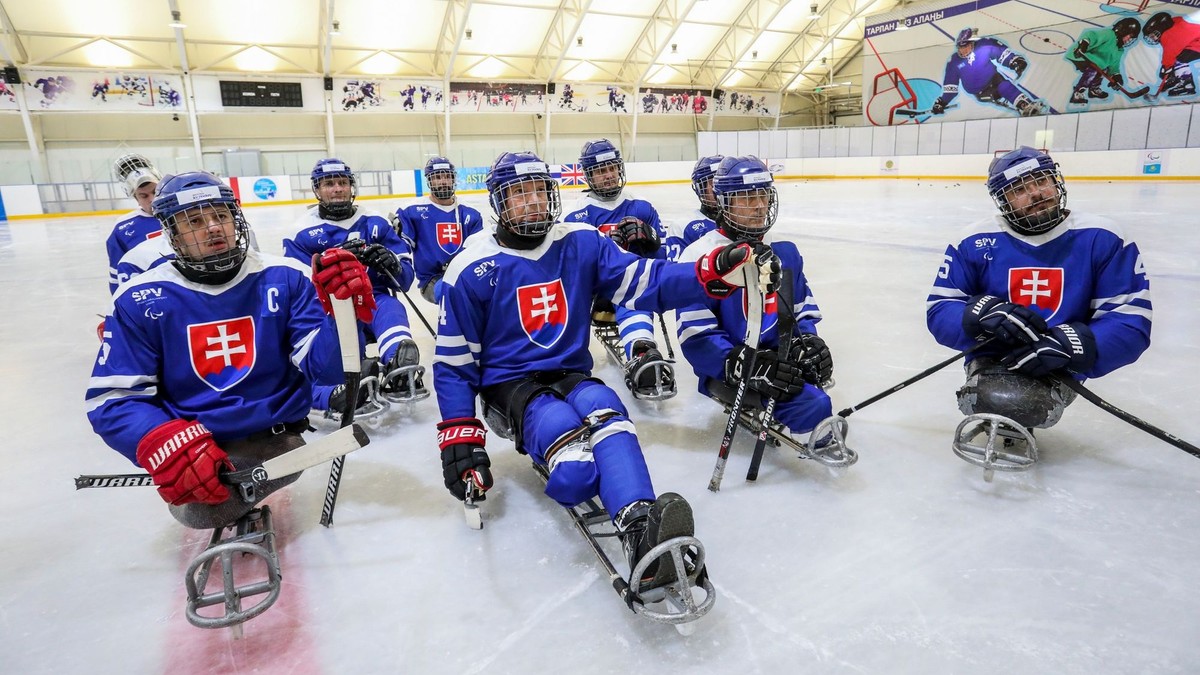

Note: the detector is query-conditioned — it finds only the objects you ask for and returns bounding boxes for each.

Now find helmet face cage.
[580,140,625,200]
[490,175,561,237]
[691,155,723,213]
[424,157,457,200]
[153,175,250,276]
[1143,13,1172,46]
[113,153,162,197]
[990,167,1067,236]
[311,159,357,218]
[717,185,779,241]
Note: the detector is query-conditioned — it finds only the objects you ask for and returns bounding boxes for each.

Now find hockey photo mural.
[862,0,1199,125]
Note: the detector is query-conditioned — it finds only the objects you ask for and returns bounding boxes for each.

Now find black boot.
[1087,85,1109,100]
[380,339,428,402]
[616,493,695,590]
[1069,87,1088,105]
[623,340,676,400]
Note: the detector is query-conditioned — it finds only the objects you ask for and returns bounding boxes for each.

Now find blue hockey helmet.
[152,171,251,282]
[486,151,561,243]
[424,156,457,200]
[955,28,977,48]
[712,155,778,241]
[986,147,1068,235]
[691,155,724,215]
[579,138,625,200]
[1142,13,1173,46]
[310,158,356,219]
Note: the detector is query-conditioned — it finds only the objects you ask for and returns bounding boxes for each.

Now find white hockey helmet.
[113,153,162,197]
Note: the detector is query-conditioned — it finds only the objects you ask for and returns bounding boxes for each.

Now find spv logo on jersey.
[1008,267,1063,317]
[517,279,568,349]
[188,316,257,391]
[436,221,463,254]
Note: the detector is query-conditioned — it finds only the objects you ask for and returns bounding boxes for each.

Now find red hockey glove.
[436,417,493,502]
[96,318,106,343]
[313,248,376,322]
[136,419,232,506]
[696,241,780,299]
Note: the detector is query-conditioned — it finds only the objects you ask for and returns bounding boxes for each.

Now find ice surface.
[2,179,1198,673]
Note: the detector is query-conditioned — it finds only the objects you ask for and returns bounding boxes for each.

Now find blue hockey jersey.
[563,190,667,259]
[926,212,1152,378]
[113,236,174,290]
[283,206,415,292]
[938,38,1022,104]
[105,210,162,294]
[394,199,485,288]
[664,209,718,261]
[677,230,822,384]
[434,224,713,420]
[86,250,346,464]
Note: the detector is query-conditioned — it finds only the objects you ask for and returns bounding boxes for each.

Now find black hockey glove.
[609,216,661,258]
[436,418,494,501]
[1009,55,1028,78]
[1110,72,1124,88]
[725,344,806,400]
[358,243,403,281]
[962,294,1047,346]
[930,99,947,115]
[791,333,833,387]
[1002,323,1097,378]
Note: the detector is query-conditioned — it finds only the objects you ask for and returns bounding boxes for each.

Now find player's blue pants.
[701,377,832,436]
[522,380,654,516]
[616,308,656,359]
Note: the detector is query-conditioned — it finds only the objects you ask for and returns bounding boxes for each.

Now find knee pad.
[957,366,1074,429]
[541,425,598,508]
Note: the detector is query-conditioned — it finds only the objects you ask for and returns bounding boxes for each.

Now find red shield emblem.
[597,222,618,236]
[517,280,568,349]
[742,290,779,337]
[436,221,463,255]
[188,316,256,391]
[1008,267,1063,317]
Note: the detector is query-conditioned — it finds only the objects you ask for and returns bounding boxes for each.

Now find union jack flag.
[559,163,585,186]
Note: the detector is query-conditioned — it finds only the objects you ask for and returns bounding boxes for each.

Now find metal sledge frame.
[592,319,678,401]
[715,396,857,469]
[530,463,714,630]
[184,506,281,633]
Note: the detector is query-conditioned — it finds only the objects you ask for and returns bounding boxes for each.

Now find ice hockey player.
[105,154,163,294]
[1066,17,1141,105]
[87,171,375,527]
[663,155,723,260]
[926,147,1152,472]
[284,158,427,410]
[1142,12,1200,98]
[931,28,1045,117]
[676,156,845,462]
[393,156,484,303]
[563,139,675,400]
[434,150,770,598]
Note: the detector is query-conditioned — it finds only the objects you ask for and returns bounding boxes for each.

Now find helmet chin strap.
[494,222,544,250]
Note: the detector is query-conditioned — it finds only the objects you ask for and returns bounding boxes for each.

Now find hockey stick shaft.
[747,273,795,482]
[76,424,370,491]
[657,313,676,360]
[836,339,994,419]
[384,269,436,338]
[1056,376,1200,459]
[709,260,766,492]
[1083,60,1150,98]
[320,297,365,527]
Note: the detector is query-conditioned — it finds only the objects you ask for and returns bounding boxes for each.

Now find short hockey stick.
[836,339,995,419]
[75,423,370,492]
[709,260,767,492]
[894,103,958,117]
[1055,376,1200,460]
[1083,60,1150,98]
[319,297,365,527]
[747,273,794,482]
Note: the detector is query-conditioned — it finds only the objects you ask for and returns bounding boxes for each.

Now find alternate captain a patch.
[188,316,256,391]
[516,280,568,349]
[1008,267,1063,318]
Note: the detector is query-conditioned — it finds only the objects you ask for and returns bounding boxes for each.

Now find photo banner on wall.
[22,69,184,111]
[634,87,711,115]
[0,70,18,111]
[548,83,634,113]
[713,89,780,116]
[861,0,1198,126]
[336,78,444,112]
[448,82,547,113]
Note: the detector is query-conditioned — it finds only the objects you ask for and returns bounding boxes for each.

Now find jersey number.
[937,255,952,280]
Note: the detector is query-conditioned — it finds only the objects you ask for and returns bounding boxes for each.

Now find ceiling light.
[671,43,678,54]
[168,10,186,29]
[330,20,341,36]
[752,50,758,59]
[808,3,820,19]
[465,28,472,40]
[577,36,583,47]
